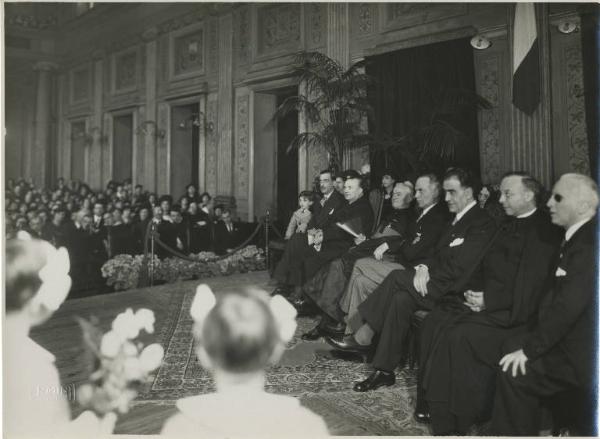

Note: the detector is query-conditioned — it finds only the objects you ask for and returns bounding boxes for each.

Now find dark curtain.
[580,5,599,181]
[366,37,480,183]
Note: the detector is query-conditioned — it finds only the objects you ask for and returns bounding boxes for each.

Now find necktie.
[451,215,458,226]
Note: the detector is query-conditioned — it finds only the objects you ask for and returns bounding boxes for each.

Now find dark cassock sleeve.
[521,233,594,360]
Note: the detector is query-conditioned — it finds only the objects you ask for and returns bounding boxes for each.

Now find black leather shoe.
[353,370,395,392]
[301,325,323,341]
[413,411,431,424]
[324,335,371,354]
[291,298,318,317]
[321,321,346,336]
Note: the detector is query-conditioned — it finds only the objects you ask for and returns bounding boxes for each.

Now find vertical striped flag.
[512,3,540,115]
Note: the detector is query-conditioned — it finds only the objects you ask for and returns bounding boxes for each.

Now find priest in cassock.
[300,180,416,338]
[271,169,345,294]
[490,173,598,436]
[415,172,561,434]
[327,167,496,392]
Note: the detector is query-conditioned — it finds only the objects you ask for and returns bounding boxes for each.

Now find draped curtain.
[366,37,480,182]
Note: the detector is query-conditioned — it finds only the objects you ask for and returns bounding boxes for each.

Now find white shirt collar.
[517,208,537,219]
[454,200,477,223]
[565,217,592,242]
[322,190,333,201]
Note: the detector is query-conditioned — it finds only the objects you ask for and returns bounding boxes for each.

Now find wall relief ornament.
[478,57,502,184]
[358,4,373,34]
[208,19,218,74]
[386,3,467,30]
[174,30,204,76]
[564,46,590,175]
[309,4,323,46]
[115,51,137,91]
[257,4,301,55]
[234,95,250,198]
[234,8,250,65]
[205,100,218,195]
[72,67,90,103]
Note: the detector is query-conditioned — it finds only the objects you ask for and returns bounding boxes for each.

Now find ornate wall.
[5,3,592,216]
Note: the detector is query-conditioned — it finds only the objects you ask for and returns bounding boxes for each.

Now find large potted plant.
[274,51,374,173]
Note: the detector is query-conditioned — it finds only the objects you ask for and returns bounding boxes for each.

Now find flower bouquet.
[76,308,164,415]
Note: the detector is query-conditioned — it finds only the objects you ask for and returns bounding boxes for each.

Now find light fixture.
[470,35,492,50]
[178,112,214,133]
[557,20,578,34]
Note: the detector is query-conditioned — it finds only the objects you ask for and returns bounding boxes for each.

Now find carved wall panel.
[476,56,502,184]
[205,97,218,195]
[256,4,301,57]
[208,18,218,75]
[114,49,138,92]
[172,28,204,78]
[564,46,590,175]
[234,95,250,199]
[157,102,169,194]
[355,3,374,36]
[384,3,468,30]
[233,7,250,65]
[307,3,324,48]
[71,66,90,104]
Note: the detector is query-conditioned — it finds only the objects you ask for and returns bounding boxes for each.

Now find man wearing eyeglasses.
[490,173,598,435]
[414,172,561,434]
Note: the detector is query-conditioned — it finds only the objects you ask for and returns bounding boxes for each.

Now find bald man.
[490,173,599,435]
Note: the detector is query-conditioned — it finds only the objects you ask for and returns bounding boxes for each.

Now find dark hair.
[380,168,398,181]
[418,173,442,200]
[298,190,315,201]
[341,169,366,189]
[5,239,48,312]
[319,169,334,178]
[501,171,545,207]
[196,290,279,374]
[170,204,182,213]
[135,184,143,190]
[159,195,173,205]
[200,192,212,201]
[186,183,197,191]
[443,167,481,198]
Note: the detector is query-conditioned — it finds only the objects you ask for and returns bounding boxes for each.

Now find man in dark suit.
[213,209,241,255]
[489,173,598,436]
[326,167,496,392]
[272,169,345,292]
[300,180,417,338]
[415,172,561,434]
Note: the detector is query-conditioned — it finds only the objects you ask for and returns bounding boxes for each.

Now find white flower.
[139,343,164,372]
[135,309,155,334]
[190,284,216,323]
[122,341,138,357]
[122,357,144,381]
[112,308,140,340]
[76,384,94,405]
[269,295,298,343]
[100,331,123,358]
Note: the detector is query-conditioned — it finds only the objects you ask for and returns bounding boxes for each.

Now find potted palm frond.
[274,51,374,173]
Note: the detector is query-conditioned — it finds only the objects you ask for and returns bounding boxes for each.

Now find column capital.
[33,61,59,72]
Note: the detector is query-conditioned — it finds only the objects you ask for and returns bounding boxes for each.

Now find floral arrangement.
[101,245,266,291]
[76,308,164,415]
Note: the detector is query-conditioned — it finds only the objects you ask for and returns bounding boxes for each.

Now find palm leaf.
[273,96,322,124]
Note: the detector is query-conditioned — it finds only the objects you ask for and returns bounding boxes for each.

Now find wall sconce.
[178,112,214,133]
[557,20,578,34]
[470,35,492,50]
[136,120,166,139]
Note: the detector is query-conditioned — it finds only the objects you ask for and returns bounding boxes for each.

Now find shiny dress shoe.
[324,335,372,354]
[301,325,323,341]
[321,321,346,336]
[290,298,318,317]
[353,370,395,392]
[413,411,431,424]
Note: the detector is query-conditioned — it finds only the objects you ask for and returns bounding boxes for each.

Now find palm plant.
[274,51,374,173]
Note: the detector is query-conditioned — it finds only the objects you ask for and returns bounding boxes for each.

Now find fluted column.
[217,13,234,196]
[326,3,350,69]
[33,61,57,187]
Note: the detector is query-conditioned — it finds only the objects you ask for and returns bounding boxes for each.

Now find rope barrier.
[137,212,287,286]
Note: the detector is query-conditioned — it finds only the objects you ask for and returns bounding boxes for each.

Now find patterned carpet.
[135,273,431,435]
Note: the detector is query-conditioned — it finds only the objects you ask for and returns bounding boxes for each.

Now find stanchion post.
[265,209,270,272]
[150,221,156,286]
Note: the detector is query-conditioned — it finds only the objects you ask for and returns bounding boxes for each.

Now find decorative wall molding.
[71,64,91,105]
[169,23,205,81]
[564,45,590,175]
[113,48,138,93]
[256,4,301,58]
[233,7,250,65]
[234,94,250,199]
[357,3,373,35]
[383,3,468,31]
[477,56,502,184]
[208,18,218,75]
[307,3,324,47]
[205,97,218,195]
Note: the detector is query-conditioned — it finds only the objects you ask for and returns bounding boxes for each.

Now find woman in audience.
[161,285,328,437]
[183,183,202,205]
[5,236,115,436]
[188,201,212,252]
[199,192,212,215]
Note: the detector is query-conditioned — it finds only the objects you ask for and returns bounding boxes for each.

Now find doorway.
[170,103,200,199]
[70,120,86,182]
[251,87,298,224]
[112,113,134,182]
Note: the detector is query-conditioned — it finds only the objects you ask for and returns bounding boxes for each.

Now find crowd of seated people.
[5,177,244,296]
[271,166,597,435]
